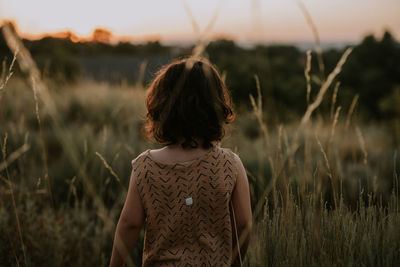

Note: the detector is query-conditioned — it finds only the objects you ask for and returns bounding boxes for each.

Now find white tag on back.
[185,197,193,206]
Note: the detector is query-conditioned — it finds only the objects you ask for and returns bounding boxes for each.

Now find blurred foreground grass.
[0,77,399,266]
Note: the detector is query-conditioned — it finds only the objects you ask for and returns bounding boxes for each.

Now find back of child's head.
[144,57,235,148]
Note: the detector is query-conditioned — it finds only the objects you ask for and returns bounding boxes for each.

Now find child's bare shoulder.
[219,147,244,177]
[131,149,151,166]
[220,147,241,161]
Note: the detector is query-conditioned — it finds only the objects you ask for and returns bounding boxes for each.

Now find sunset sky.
[0,0,399,44]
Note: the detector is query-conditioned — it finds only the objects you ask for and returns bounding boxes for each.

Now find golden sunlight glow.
[0,0,399,43]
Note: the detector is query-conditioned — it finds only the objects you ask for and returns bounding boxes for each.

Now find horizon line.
[2,20,394,49]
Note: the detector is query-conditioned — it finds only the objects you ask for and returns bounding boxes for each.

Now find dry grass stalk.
[230,202,244,267]
[303,127,312,182]
[296,0,325,80]
[0,143,30,172]
[183,0,223,57]
[191,40,208,58]
[277,125,288,200]
[31,75,53,206]
[0,59,6,82]
[0,49,18,92]
[305,50,312,106]
[299,48,352,128]
[202,0,224,38]
[66,176,78,205]
[329,106,341,145]
[372,175,378,197]
[394,151,399,213]
[1,134,28,267]
[315,133,337,208]
[136,60,148,88]
[250,75,270,147]
[355,126,368,166]
[95,151,123,187]
[345,94,359,130]
[182,0,201,35]
[277,125,283,156]
[330,82,340,120]
[355,126,370,193]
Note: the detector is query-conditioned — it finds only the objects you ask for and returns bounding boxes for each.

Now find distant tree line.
[206,32,400,122]
[1,27,399,121]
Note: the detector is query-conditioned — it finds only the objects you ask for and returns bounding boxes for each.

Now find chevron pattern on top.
[132,146,238,266]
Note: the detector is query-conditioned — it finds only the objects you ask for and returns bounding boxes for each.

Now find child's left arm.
[110,169,145,267]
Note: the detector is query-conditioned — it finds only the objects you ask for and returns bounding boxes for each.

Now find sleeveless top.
[131,146,238,266]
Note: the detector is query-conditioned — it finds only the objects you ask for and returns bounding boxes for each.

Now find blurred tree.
[206,40,305,121]
[379,85,400,119]
[91,28,112,43]
[24,37,82,81]
[115,42,137,54]
[339,31,400,119]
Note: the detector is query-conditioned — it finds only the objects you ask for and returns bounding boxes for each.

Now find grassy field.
[0,75,399,266]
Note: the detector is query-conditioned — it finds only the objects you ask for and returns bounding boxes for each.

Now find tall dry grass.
[1,59,399,267]
[241,86,400,265]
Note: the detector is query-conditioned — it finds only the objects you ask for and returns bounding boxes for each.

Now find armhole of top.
[224,148,240,189]
[232,152,240,189]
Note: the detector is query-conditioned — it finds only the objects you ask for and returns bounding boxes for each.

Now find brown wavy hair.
[144,57,235,148]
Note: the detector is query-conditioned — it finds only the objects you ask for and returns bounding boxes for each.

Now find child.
[110,58,252,266]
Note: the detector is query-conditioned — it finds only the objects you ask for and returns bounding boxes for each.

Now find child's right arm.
[231,154,252,266]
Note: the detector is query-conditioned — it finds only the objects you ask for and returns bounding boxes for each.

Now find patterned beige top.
[131,146,238,266]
